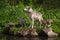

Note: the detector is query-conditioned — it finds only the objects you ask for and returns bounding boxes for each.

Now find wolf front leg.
[39,17,43,28]
[31,18,34,28]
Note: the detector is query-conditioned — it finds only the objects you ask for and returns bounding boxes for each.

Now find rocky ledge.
[39,27,58,37]
[3,26,58,38]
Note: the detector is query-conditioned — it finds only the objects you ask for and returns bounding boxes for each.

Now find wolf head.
[24,6,33,13]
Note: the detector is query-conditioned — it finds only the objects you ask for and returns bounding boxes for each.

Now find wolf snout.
[24,8,27,11]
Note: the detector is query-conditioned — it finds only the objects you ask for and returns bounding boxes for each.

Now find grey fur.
[24,6,43,28]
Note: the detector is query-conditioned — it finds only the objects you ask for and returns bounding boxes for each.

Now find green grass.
[0,0,60,33]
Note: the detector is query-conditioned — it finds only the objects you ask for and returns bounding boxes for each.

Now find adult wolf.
[24,6,43,28]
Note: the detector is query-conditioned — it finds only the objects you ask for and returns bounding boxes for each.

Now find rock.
[17,28,38,37]
[28,28,38,37]
[15,23,22,27]
[17,29,29,37]
[48,31,58,37]
[6,22,15,28]
[38,30,48,37]
[39,27,58,37]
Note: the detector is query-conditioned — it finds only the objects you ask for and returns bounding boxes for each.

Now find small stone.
[46,19,53,24]
[42,20,47,25]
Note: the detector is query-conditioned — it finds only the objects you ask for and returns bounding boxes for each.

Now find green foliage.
[0,0,60,33]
